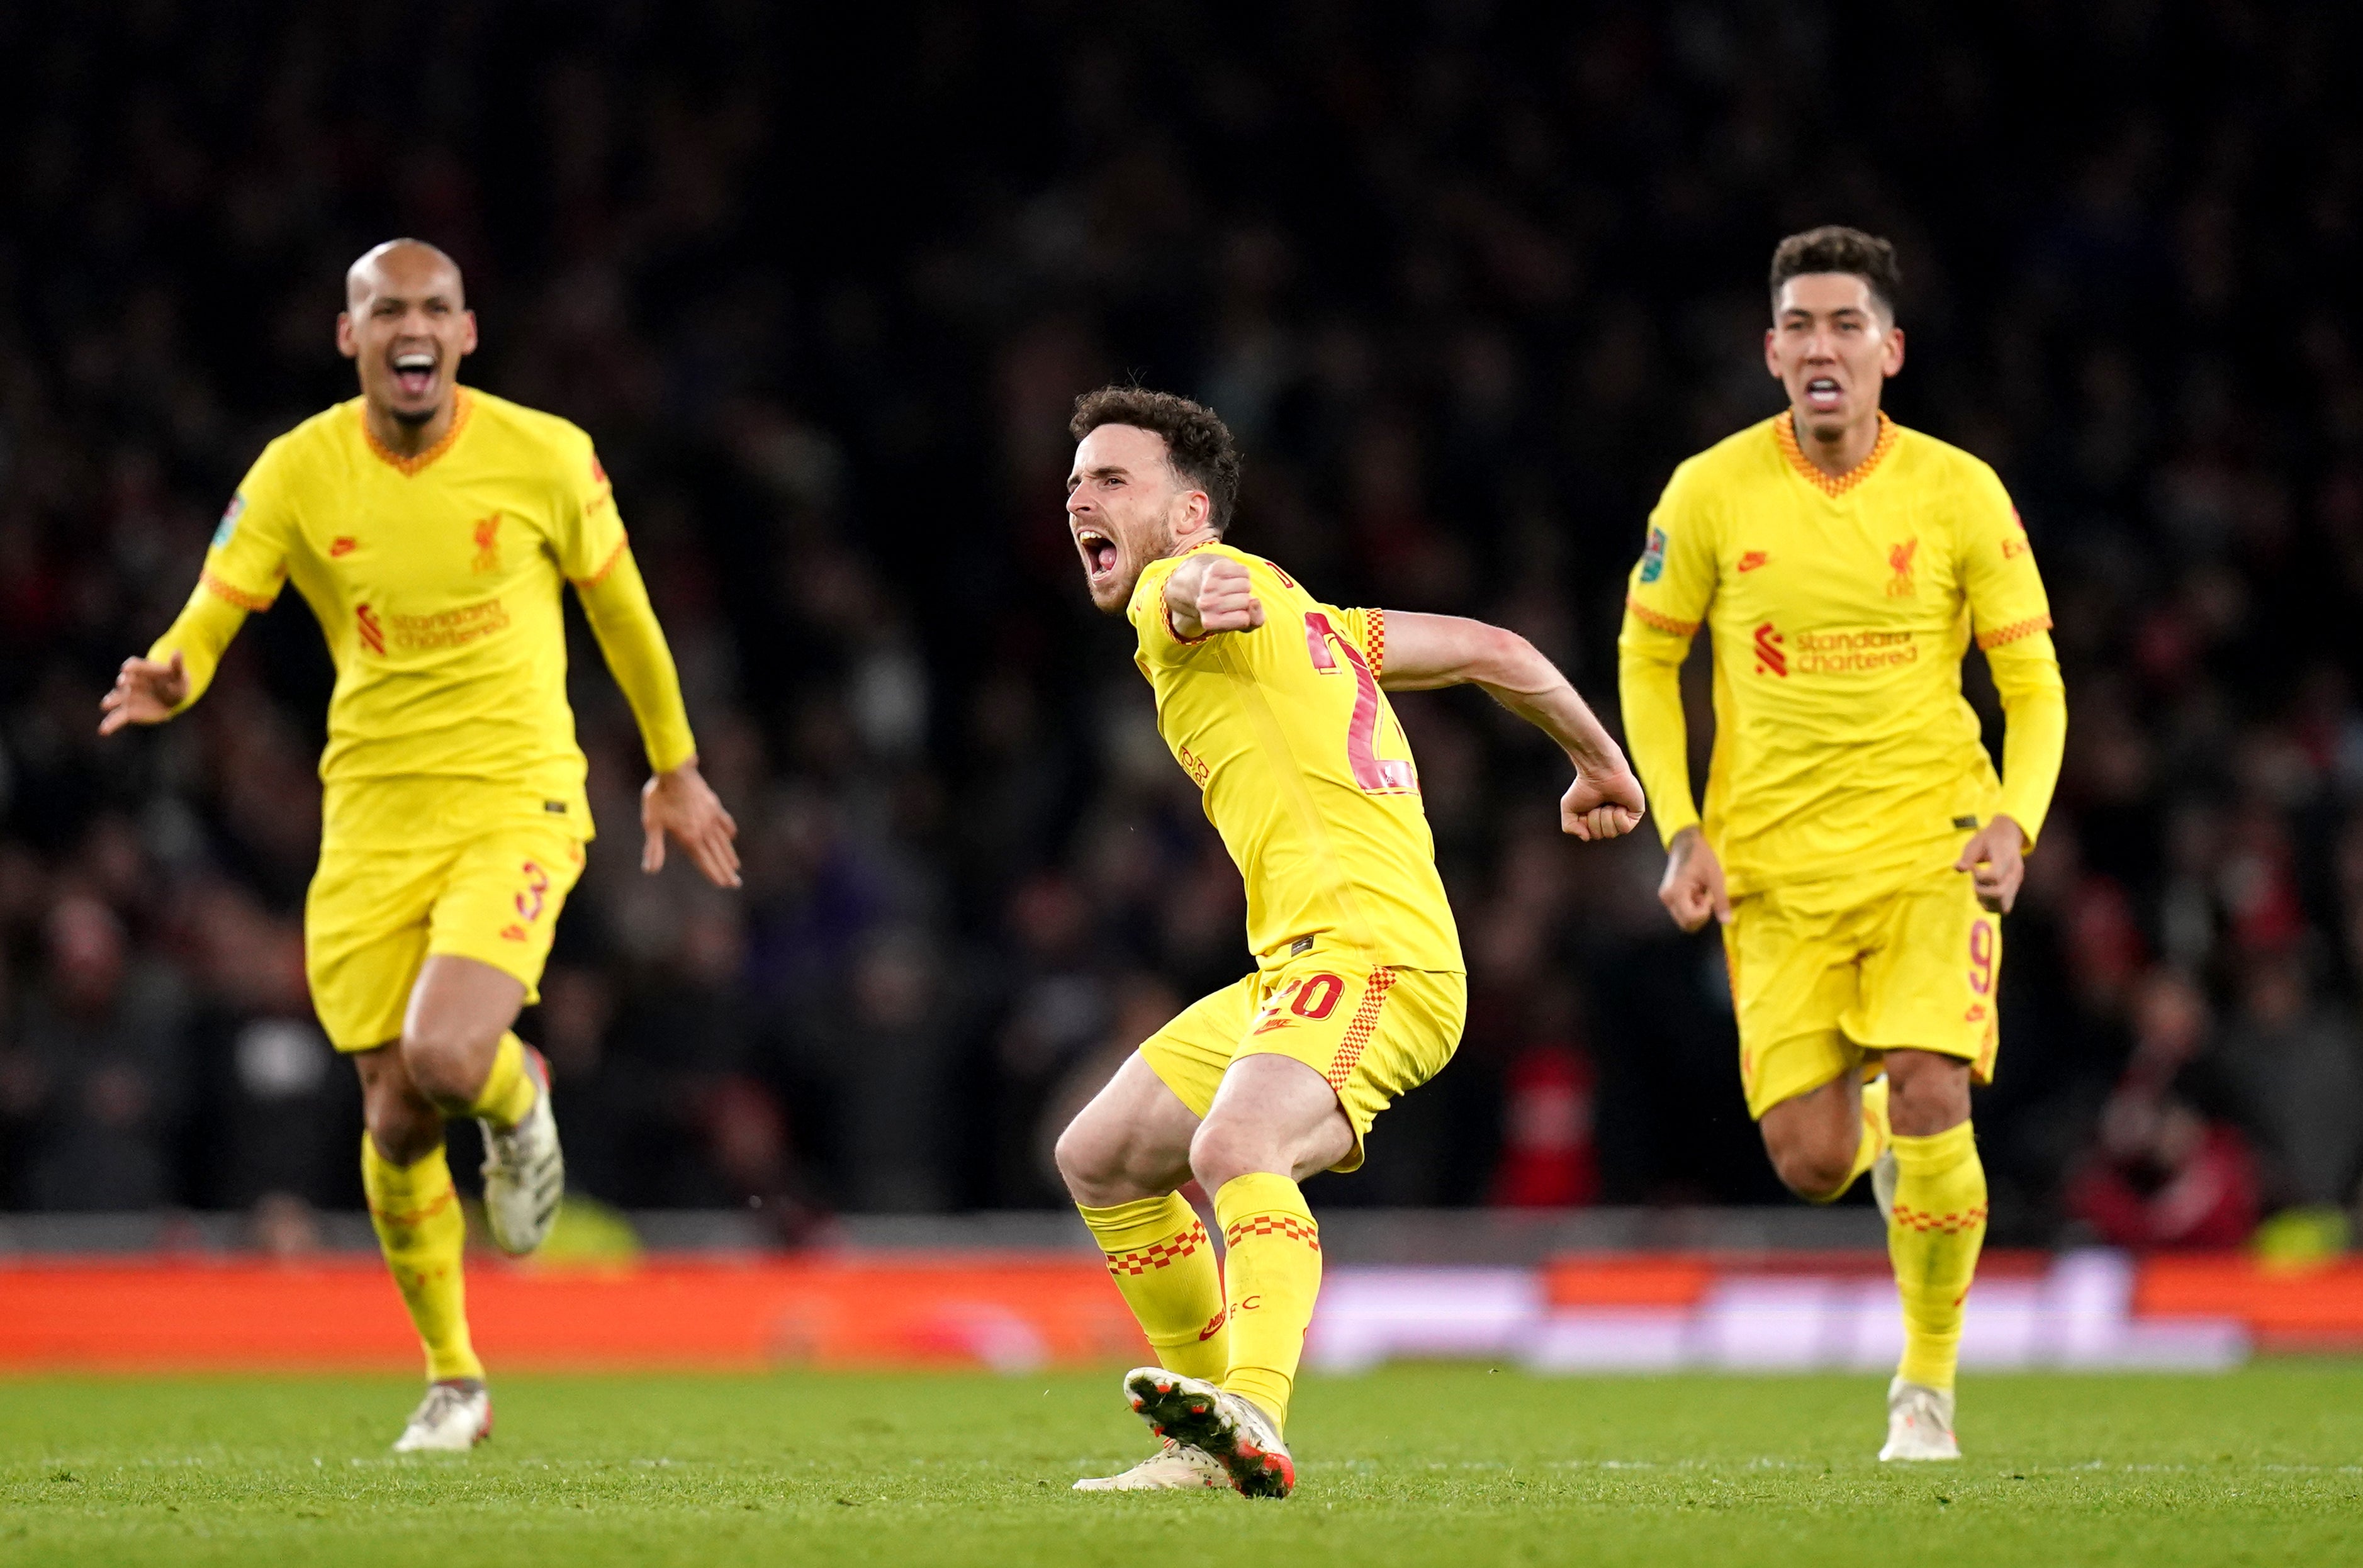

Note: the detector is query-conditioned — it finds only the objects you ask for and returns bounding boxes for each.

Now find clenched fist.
[1561,764,1646,842]
[1165,554,1266,639]
[1658,825,1731,932]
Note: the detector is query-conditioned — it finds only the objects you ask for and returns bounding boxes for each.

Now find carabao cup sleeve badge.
[1637,525,1668,583]
[213,492,247,548]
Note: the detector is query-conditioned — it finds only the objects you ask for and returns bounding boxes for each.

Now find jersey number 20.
[1303,612,1416,795]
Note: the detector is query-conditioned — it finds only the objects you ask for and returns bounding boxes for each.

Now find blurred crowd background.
[6,1,2362,1250]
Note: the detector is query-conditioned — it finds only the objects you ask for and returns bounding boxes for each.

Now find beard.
[390,403,438,427]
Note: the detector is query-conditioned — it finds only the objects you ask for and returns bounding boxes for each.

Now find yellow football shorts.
[1139,955,1465,1172]
[1723,863,2002,1120]
[305,823,587,1051]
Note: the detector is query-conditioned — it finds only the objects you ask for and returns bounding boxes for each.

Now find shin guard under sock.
[1213,1173,1323,1432]
[1887,1119,1987,1390]
[362,1134,483,1383]
[1079,1194,1230,1382]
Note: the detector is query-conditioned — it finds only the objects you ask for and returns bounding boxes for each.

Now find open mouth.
[1076,527,1119,582]
[1804,376,1843,412]
[391,350,438,400]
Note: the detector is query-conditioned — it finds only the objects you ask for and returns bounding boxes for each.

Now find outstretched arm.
[99,585,250,734]
[575,550,740,888]
[107,454,298,735]
[1378,610,1644,841]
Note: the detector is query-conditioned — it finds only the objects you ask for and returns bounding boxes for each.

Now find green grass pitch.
[5,1364,2359,1566]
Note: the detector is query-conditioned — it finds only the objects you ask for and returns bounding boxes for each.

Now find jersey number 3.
[1303,612,1417,794]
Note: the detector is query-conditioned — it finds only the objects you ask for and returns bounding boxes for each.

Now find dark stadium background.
[4,1,2360,1251]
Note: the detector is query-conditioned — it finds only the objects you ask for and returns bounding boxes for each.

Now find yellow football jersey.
[1129,542,1462,973]
[1617,413,2065,895]
[172,387,645,847]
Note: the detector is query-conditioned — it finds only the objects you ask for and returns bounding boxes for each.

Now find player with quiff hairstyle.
[1055,385,1644,1495]
[1619,226,2067,1460]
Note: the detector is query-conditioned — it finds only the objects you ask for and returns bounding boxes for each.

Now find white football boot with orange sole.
[1121,1367,1294,1498]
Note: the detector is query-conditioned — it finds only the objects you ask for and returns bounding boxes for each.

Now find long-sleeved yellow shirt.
[1616,413,2066,897]
[149,388,696,848]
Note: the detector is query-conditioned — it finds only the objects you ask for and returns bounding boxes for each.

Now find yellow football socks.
[1887,1119,1987,1391]
[466,1032,537,1131]
[361,1134,484,1384]
[1213,1173,1323,1431]
[1851,1074,1891,1189]
[1079,1194,1229,1382]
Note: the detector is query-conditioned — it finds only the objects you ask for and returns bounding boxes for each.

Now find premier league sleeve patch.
[1638,525,1669,583]
[213,492,247,549]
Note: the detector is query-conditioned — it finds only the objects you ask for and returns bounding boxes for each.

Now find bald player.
[101,240,739,1450]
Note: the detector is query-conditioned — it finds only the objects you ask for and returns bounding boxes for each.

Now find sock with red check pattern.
[1079,1194,1229,1383]
[361,1133,483,1384]
[1213,1172,1322,1432]
[1887,1119,1987,1391]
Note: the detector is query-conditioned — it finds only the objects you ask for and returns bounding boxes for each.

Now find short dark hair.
[1069,386,1243,534]
[1769,225,1902,318]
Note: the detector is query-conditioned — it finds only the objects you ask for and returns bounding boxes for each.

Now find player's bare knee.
[1886,1052,1971,1136]
[1769,1140,1853,1203]
[400,1019,498,1106]
[1053,1115,1118,1199]
[1187,1116,1274,1195]
[1055,1107,1182,1206]
[362,1078,442,1165]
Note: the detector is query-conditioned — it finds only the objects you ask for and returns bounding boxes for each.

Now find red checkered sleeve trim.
[571,533,633,590]
[201,569,277,613]
[1623,596,1698,637]
[1104,1219,1208,1275]
[1889,1202,1989,1235]
[1223,1214,1322,1251]
[1324,967,1397,1090]
[1363,607,1386,680]
[1975,613,2052,651]
[1162,599,1213,645]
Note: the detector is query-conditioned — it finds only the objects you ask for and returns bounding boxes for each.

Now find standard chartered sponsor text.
[1793,627,1917,674]
[391,598,510,651]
